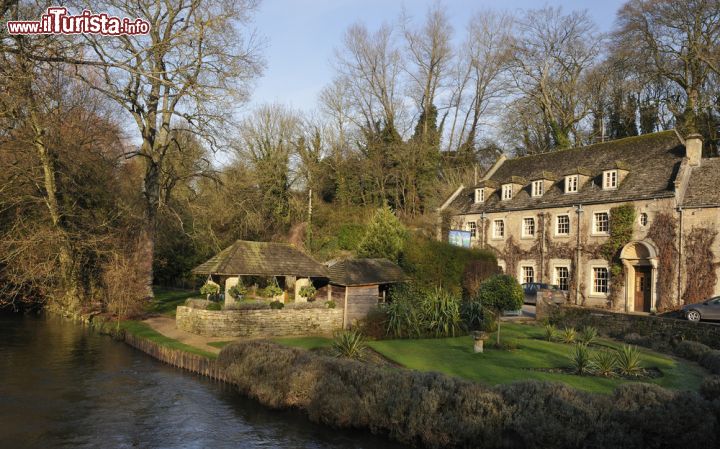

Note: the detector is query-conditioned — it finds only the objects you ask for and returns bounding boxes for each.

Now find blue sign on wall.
[448,230,472,248]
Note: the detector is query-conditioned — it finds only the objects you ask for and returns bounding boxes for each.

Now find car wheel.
[686,310,701,322]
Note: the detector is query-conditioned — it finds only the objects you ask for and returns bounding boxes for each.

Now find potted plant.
[200,280,220,302]
[299,284,317,301]
[228,282,248,301]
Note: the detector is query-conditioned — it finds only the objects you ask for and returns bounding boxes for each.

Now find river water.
[0,314,404,449]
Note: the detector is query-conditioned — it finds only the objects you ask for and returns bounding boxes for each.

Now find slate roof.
[327,258,407,286]
[192,240,328,277]
[447,131,685,214]
[683,158,720,208]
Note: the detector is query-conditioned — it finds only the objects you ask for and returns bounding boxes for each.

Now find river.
[0,314,404,449]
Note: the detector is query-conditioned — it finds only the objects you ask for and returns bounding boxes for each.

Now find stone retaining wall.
[176,305,343,338]
[550,305,720,350]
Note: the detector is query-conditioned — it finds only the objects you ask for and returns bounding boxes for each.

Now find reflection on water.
[0,314,403,449]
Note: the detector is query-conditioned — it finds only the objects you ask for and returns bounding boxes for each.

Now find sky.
[247,0,628,113]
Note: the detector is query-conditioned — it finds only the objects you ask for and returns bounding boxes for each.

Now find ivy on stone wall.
[646,212,678,311]
[601,205,636,306]
[683,226,719,304]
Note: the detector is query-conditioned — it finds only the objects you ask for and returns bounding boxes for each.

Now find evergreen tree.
[357,205,408,262]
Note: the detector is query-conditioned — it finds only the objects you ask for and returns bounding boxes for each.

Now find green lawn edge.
[121,320,217,359]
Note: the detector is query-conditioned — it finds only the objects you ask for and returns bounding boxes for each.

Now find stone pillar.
[622,260,633,313]
[650,259,659,313]
[224,276,239,307]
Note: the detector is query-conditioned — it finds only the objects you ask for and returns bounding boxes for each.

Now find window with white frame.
[531,180,544,197]
[592,267,609,294]
[522,266,535,284]
[474,188,484,203]
[556,214,570,235]
[639,212,648,227]
[522,217,536,237]
[555,266,569,291]
[565,175,579,193]
[603,170,618,189]
[501,184,513,200]
[593,212,609,234]
[467,221,477,238]
[493,219,505,238]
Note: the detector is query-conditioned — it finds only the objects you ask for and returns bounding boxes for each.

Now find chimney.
[686,133,703,166]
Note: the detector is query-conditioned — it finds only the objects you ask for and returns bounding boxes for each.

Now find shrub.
[332,330,367,360]
[578,326,598,346]
[325,300,336,309]
[544,324,558,341]
[269,300,284,310]
[400,234,496,297]
[385,285,423,338]
[421,287,461,338]
[474,274,524,344]
[592,350,617,377]
[285,302,325,310]
[460,300,484,331]
[217,341,719,449]
[700,376,720,401]
[570,344,592,375]
[206,302,222,311]
[701,350,720,375]
[298,285,317,299]
[199,280,220,297]
[263,284,284,298]
[227,282,248,299]
[615,345,643,376]
[674,340,711,361]
[357,205,408,262]
[336,223,365,251]
[560,327,576,344]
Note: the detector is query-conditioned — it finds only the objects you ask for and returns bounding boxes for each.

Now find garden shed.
[322,258,407,328]
[192,240,328,305]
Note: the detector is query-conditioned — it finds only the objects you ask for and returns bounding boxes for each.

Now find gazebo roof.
[326,258,407,286]
[192,240,328,278]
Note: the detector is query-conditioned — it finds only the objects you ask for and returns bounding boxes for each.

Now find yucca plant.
[561,327,576,344]
[421,288,461,338]
[332,330,367,360]
[615,344,643,376]
[570,344,592,375]
[592,350,617,377]
[578,326,598,346]
[544,324,558,341]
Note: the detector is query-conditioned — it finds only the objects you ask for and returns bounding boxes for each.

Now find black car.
[522,283,568,305]
[682,296,720,322]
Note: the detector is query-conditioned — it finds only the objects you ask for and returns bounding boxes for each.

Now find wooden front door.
[634,268,651,312]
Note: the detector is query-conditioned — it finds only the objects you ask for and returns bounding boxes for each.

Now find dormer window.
[603,170,618,189]
[501,184,513,200]
[474,188,484,203]
[531,180,544,197]
[565,175,579,193]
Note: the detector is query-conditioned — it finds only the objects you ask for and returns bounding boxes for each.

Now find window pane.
[594,212,609,233]
[523,266,534,284]
[593,267,608,294]
[467,221,477,238]
[523,218,535,236]
[494,220,504,238]
[557,215,570,235]
[556,267,569,291]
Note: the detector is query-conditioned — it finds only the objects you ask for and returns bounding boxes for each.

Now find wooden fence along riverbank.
[123,331,228,382]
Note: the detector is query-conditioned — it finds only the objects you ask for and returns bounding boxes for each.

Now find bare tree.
[71,0,264,292]
[507,7,603,149]
[615,0,720,134]
[401,4,453,142]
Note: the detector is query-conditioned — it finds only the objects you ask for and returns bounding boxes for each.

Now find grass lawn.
[121,320,217,359]
[273,324,708,394]
[147,287,198,317]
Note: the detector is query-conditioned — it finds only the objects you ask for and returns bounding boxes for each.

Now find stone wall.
[550,305,720,350]
[176,305,343,338]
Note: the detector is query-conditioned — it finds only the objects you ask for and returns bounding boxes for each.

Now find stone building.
[440,131,720,312]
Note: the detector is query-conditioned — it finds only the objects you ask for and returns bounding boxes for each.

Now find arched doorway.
[620,241,659,313]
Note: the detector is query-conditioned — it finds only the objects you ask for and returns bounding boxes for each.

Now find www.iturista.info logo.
[7,7,151,35]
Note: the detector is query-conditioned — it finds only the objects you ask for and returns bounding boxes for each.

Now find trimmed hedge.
[400,236,497,297]
[218,340,719,449]
[673,340,720,375]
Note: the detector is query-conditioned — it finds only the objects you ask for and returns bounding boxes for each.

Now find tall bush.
[385,284,461,338]
[401,235,496,296]
[357,205,408,262]
[474,274,524,344]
